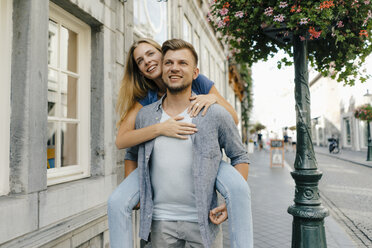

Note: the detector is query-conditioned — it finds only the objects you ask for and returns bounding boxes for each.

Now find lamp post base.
[289,214,328,248]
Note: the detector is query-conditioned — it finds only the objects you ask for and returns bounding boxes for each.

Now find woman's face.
[133,42,163,80]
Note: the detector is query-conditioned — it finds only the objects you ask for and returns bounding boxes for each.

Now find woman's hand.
[159,116,198,139]
[209,203,228,225]
[188,94,218,117]
[133,202,140,210]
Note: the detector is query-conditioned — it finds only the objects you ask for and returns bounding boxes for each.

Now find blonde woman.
[108,38,252,248]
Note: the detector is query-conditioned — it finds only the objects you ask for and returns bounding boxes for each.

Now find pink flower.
[364,10,372,25]
[264,7,274,16]
[220,8,229,16]
[337,21,344,28]
[299,18,309,25]
[365,0,370,4]
[206,13,212,22]
[235,11,244,18]
[279,2,288,8]
[237,37,242,43]
[273,14,285,22]
[260,23,269,29]
[300,36,306,41]
[217,20,225,28]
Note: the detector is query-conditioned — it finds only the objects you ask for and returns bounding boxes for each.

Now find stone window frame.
[0,0,12,196]
[183,15,192,44]
[192,31,200,67]
[342,115,353,148]
[47,3,91,186]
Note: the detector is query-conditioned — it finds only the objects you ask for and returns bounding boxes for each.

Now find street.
[285,150,372,247]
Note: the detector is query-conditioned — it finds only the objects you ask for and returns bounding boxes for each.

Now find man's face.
[162,48,199,94]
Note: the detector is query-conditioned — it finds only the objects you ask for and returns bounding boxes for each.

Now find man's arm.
[216,106,250,168]
[209,106,250,225]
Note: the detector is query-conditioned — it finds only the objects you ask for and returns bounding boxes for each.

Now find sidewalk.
[314,146,372,168]
[240,149,357,248]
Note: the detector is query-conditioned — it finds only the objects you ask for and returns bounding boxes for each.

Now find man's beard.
[165,81,192,94]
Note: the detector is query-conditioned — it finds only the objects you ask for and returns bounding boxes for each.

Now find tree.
[253,122,266,132]
[209,0,372,85]
[240,64,254,142]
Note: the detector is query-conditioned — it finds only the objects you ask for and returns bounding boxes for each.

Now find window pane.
[47,122,57,169]
[193,32,200,67]
[344,118,351,145]
[183,16,192,43]
[61,123,78,167]
[48,19,58,67]
[61,74,78,119]
[61,26,77,73]
[48,68,58,117]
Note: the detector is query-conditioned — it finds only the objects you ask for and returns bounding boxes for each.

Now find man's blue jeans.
[107,161,253,248]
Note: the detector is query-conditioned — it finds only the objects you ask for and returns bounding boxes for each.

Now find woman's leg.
[107,168,140,248]
[215,161,253,248]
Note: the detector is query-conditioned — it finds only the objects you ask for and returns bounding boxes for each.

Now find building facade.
[0,0,240,247]
[310,72,371,151]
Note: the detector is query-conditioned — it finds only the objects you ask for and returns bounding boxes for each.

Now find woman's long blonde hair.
[116,38,161,126]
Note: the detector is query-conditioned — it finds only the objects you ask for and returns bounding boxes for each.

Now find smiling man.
[128,39,249,248]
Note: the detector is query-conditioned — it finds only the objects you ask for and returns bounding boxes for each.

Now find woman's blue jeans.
[107,161,253,248]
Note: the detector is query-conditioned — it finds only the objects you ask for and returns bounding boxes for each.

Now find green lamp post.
[287,35,329,247]
[264,28,330,247]
[366,120,372,161]
[363,91,372,161]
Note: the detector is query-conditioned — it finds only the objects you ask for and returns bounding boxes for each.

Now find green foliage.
[239,64,253,131]
[354,104,372,121]
[252,122,266,132]
[208,0,372,86]
[289,126,296,131]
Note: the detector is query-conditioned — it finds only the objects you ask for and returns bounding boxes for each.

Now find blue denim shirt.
[126,94,249,248]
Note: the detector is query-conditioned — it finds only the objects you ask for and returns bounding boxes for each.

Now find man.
[128,39,250,248]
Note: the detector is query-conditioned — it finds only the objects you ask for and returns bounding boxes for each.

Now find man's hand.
[209,203,228,225]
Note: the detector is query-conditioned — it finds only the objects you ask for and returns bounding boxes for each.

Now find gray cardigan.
[126,94,249,248]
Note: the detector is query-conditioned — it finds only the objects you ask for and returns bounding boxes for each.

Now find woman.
[107,38,252,248]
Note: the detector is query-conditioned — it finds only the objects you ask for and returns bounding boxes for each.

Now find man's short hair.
[162,39,198,66]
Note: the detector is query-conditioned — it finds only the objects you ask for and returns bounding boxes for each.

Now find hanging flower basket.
[354,104,372,121]
[208,0,372,85]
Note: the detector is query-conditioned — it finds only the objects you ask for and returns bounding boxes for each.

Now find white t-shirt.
[150,108,198,222]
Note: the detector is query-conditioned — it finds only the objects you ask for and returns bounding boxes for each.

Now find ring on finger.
[195,103,200,106]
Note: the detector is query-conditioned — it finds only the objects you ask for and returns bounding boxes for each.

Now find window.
[343,117,352,147]
[202,48,210,78]
[359,121,368,148]
[0,0,12,195]
[210,56,216,84]
[47,3,91,185]
[134,0,168,43]
[193,32,200,67]
[183,15,192,43]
